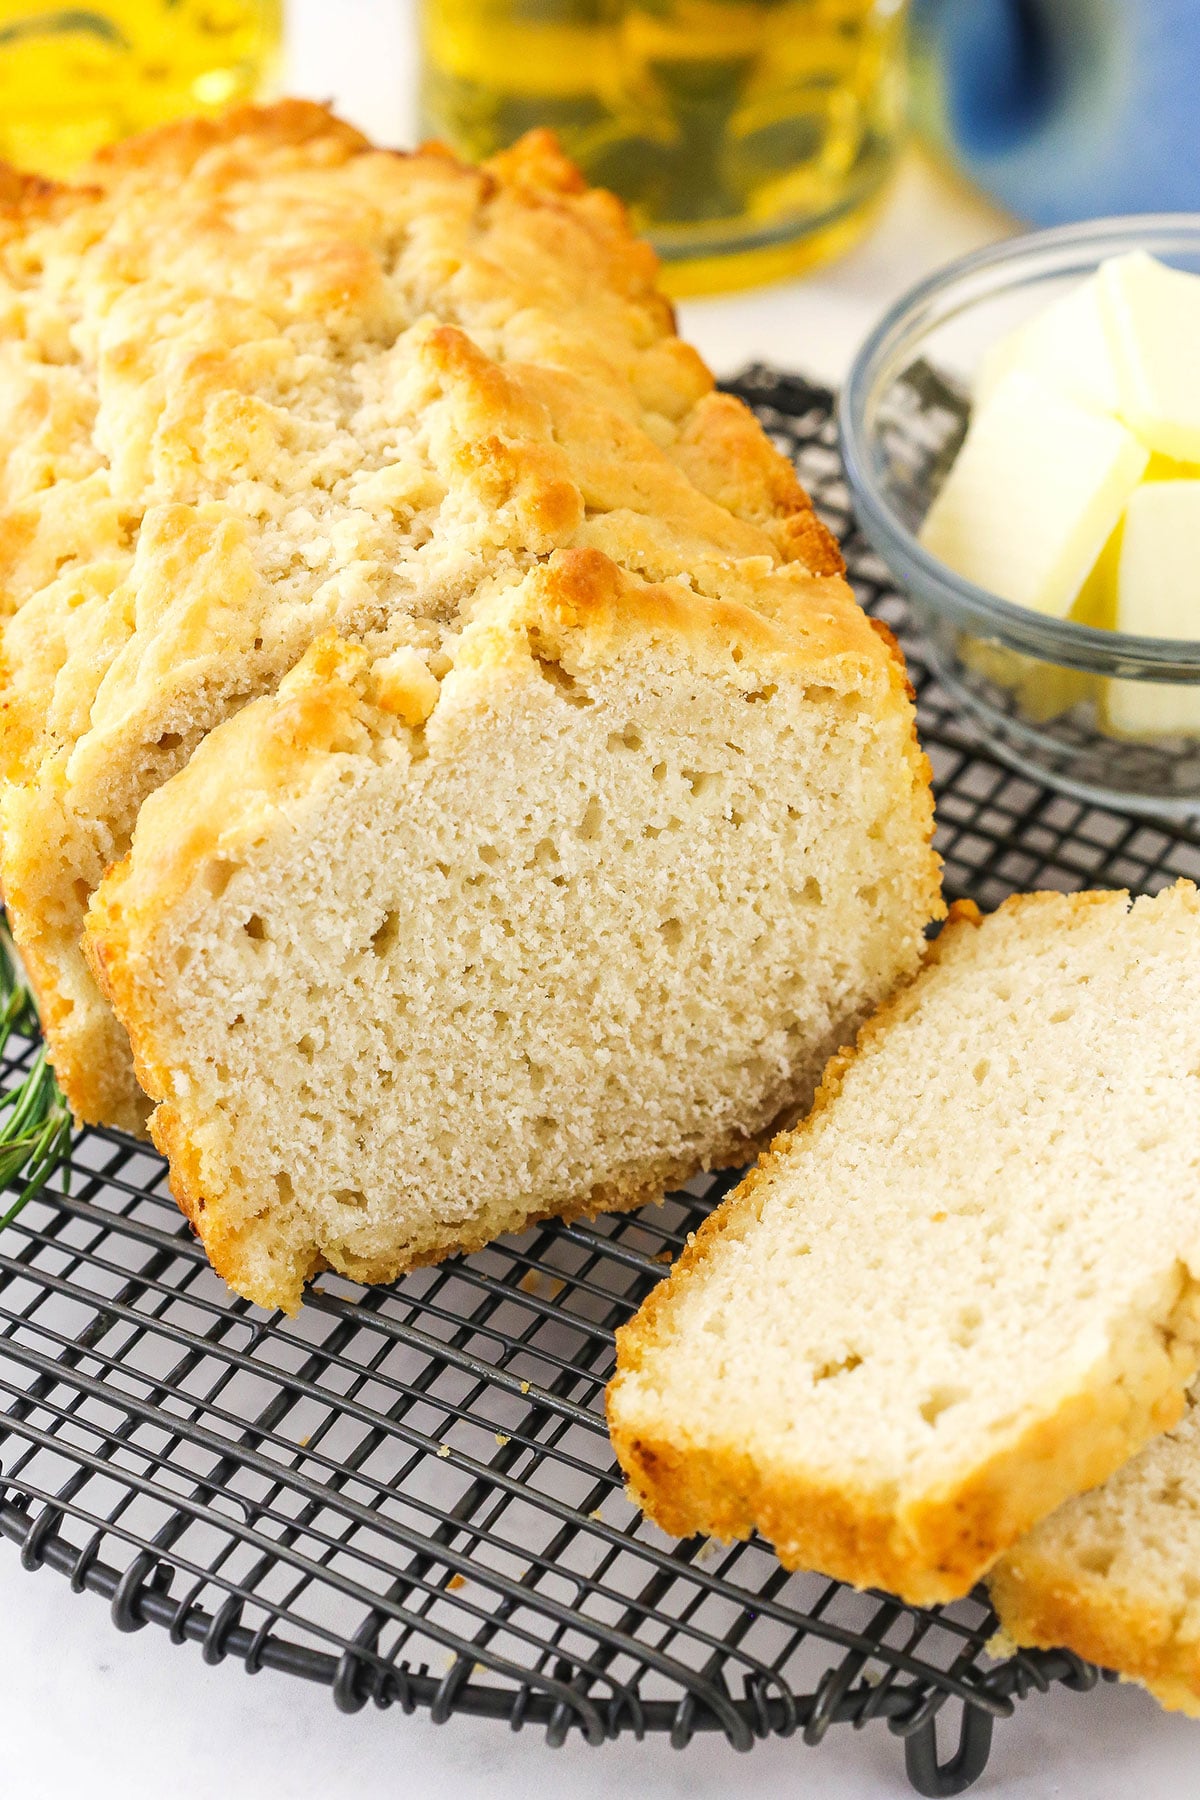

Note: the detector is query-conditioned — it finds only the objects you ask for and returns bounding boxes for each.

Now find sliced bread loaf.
[84,548,939,1313]
[991,1391,1200,1716]
[0,103,843,1131]
[607,884,1200,1605]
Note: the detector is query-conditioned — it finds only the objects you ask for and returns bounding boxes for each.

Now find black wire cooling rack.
[4,370,1196,1800]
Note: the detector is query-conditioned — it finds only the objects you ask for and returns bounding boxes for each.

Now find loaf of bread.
[991,1392,1200,1716]
[0,103,941,1305]
[0,101,855,1133]
[608,885,1200,1605]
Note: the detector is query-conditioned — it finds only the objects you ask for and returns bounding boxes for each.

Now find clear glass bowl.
[838,216,1200,819]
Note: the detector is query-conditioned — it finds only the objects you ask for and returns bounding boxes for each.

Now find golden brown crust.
[990,1552,1200,1716]
[0,98,839,615]
[0,164,80,220]
[483,127,592,200]
[88,98,370,180]
[670,391,845,574]
[610,1345,1189,1606]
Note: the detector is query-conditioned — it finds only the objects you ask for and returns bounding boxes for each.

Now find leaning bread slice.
[990,1391,1200,1715]
[85,548,938,1314]
[607,884,1200,1606]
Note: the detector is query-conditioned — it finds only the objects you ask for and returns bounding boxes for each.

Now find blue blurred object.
[909,0,1200,222]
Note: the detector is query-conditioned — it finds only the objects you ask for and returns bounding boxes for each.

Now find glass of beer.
[0,1,282,178]
[420,0,909,294]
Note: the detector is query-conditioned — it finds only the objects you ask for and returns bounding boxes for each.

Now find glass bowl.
[838,215,1200,819]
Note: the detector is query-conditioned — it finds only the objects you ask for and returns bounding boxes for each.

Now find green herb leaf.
[0,918,71,1230]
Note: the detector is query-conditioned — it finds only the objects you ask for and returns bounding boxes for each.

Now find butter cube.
[1106,480,1200,738]
[1100,252,1200,461]
[976,275,1120,417]
[919,370,1148,618]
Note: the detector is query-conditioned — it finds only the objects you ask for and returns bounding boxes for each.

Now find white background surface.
[2,4,1198,1796]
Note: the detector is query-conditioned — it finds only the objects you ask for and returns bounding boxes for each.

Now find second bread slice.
[608,884,1200,1604]
[990,1391,1200,1715]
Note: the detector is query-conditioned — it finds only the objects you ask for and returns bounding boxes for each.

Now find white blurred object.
[285,0,417,144]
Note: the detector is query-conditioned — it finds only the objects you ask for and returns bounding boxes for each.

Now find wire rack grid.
[2,371,1191,1800]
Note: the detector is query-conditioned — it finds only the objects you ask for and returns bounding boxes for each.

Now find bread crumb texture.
[1,103,941,1309]
[608,883,1200,1605]
[991,1387,1200,1715]
[86,547,939,1311]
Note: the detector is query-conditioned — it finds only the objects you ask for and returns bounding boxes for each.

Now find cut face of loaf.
[84,550,941,1314]
[0,101,840,1132]
[990,1393,1200,1716]
[607,884,1200,1606]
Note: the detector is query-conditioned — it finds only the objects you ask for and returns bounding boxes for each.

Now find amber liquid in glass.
[0,1,282,178]
[421,0,907,293]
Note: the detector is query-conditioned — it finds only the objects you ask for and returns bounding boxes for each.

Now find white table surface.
[3,5,1198,1796]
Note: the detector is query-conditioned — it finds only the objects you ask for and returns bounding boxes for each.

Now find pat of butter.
[1100,251,1200,461]
[976,274,1120,417]
[1106,480,1200,738]
[919,370,1148,618]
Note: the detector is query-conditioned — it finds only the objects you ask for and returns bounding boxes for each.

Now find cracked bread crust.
[0,102,846,1130]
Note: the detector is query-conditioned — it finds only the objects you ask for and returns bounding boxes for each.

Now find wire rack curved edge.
[5,370,1183,1798]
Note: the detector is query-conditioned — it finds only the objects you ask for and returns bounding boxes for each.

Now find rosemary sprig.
[0,919,72,1229]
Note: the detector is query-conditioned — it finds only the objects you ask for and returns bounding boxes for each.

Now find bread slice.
[84,547,938,1313]
[0,102,842,1131]
[991,1391,1200,1715]
[607,884,1200,1606]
